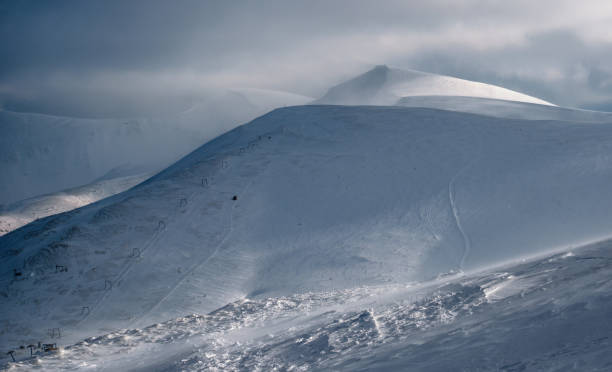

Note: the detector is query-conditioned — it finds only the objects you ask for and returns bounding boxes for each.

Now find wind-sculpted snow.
[315,65,553,106]
[3,105,612,359]
[6,241,612,371]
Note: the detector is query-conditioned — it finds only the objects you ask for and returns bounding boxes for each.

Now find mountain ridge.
[3,104,612,352]
[314,65,554,106]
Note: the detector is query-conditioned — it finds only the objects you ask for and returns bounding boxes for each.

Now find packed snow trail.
[3,105,612,353]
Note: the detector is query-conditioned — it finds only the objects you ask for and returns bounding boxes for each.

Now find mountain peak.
[315,65,553,106]
[370,64,390,72]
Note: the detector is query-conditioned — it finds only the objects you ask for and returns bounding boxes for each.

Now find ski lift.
[129,248,141,258]
[48,328,61,338]
[55,265,68,273]
[42,343,57,352]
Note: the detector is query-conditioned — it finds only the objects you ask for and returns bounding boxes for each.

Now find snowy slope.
[0,110,182,206]
[0,170,152,237]
[397,95,612,122]
[2,104,612,357]
[314,65,554,106]
[0,89,311,205]
[7,240,612,371]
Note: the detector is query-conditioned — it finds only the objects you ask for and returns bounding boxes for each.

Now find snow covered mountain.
[0,169,152,237]
[3,101,612,368]
[314,65,554,106]
[0,89,312,205]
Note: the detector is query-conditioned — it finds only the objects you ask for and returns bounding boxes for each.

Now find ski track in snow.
[79,159,215,326]
[78,197,173,326]
[135,168,253,326]
[132,135,275,327]
[448,164,472,271]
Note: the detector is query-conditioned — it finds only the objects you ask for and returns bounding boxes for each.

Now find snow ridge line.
[448,164,472,271]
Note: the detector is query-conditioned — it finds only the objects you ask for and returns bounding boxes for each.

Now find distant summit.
[315,65,553,106]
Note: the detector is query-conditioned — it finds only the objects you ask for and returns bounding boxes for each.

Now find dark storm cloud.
[0,1,216,74]
[1,0,612,116]
[400,30,612,109]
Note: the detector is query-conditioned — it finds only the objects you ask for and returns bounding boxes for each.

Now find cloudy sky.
[1,0,612,117]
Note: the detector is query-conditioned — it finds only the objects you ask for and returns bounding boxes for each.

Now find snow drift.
[2,103,612,353]
[314,65,554,106]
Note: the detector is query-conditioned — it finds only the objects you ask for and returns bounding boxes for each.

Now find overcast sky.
[1,0,612,117]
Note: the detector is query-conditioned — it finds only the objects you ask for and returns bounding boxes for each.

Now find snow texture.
[5,239,612,371]
[2,66,612,370]
[2,103,612,363]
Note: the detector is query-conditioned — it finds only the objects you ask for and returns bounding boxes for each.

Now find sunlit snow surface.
[3,103,612,370]
[5,242,612,371]
[315,65,554,106]
[0,171,151,237]
[397,96,612,122]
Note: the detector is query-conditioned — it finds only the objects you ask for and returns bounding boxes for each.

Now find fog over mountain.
[2,0,612,117]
